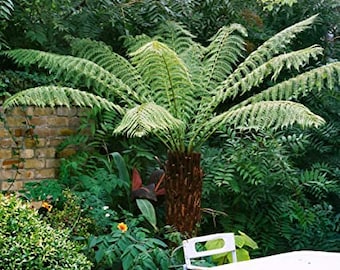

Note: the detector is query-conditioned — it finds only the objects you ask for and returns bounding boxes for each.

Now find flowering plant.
[85,214,170,270]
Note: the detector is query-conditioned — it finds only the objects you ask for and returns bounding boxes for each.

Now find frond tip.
[113,102,185,137]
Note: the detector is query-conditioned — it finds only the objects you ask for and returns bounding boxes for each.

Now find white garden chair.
[182,233,237,269]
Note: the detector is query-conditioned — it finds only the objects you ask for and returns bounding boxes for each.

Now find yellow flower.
[117,222,128,232]
[41,201,53,212]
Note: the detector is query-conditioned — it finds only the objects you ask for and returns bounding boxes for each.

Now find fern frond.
[2,86,124,113]
[220,45,324,101]
[189,101,325,149]
[202,24,247,91]
[0,0,13,20]
[113,103,185,149]
[217,15,318,101]
[238,62,340,106]
[156,21,197,54]
[69,38,149,100]
[3,49,140,105]
[130,41,194,121]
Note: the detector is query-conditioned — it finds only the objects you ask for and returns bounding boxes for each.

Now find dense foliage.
[201,129,340,255]
[0,193,92,269]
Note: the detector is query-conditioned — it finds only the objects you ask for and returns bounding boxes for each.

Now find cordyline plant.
[2,15,339,235]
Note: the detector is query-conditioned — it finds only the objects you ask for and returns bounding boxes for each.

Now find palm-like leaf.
[202,24,247,91]
[130,41,194,121]
[69,38,149,100]
[189,100,325,151]
[2,86,124,113]
[113,102,185,150]
[238,62,340,107]
[3,49,140,105]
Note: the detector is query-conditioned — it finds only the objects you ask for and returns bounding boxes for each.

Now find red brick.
[46,138,64,147]
[24,138,39,148]
[4,116,26,127]
[33,107,55,116]
[69,117,81,127]
[20,170,35,179]
[2,159,23,169]
[1,180,24,191]
[0,139,15,148]
[24,159,45,169]
[30,117,48,126]
[49,117,69,127]
[46,159,60,168]
[35,168,56,179]
[0,149,12,159]
[33,128,52,137]
[58,128,76,136]
[11,107,27,116]
[0,169,16,180]
[20,149,35,159]
[0,128,10,138]
[35,148,56,158]
[58,148,76,157]
[56,107,77,116]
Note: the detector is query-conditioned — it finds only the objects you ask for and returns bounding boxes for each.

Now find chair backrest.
[182,233,237,269]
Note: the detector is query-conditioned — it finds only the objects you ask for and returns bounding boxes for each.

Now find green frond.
[222,101,324,129]
[219,45,324,101]
[238,62,340,107]
[189,101,325,150]
[155,21,197,54]
[130,41,194,121]
[202,24,247,91]
[123,34,154,54]
[219,15,318,99]
[2,86,124,113]
[69,38,149,101]
[3,49,140,105]
[113,103,185,144]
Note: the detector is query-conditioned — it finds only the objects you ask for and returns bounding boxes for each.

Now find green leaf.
[234,235,246,248]
[238,231,259,249]
[228,248,250,262]
[111,152,130,183]
[136,199,157,230]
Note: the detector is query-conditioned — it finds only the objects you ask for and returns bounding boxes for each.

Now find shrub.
[0,193,92,270]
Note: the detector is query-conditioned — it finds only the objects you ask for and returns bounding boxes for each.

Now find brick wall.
[0,105,88,191]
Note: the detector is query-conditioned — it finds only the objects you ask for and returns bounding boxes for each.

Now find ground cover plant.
[2,15,340,237]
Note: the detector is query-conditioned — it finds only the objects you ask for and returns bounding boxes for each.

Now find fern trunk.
[165,151,203,236]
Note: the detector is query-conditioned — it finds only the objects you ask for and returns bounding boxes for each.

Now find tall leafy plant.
[2,15,340,235]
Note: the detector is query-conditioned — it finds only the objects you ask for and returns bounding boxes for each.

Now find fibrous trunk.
[165,151,203,236]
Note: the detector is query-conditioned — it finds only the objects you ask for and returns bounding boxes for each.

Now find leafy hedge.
[0,193,92,270]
